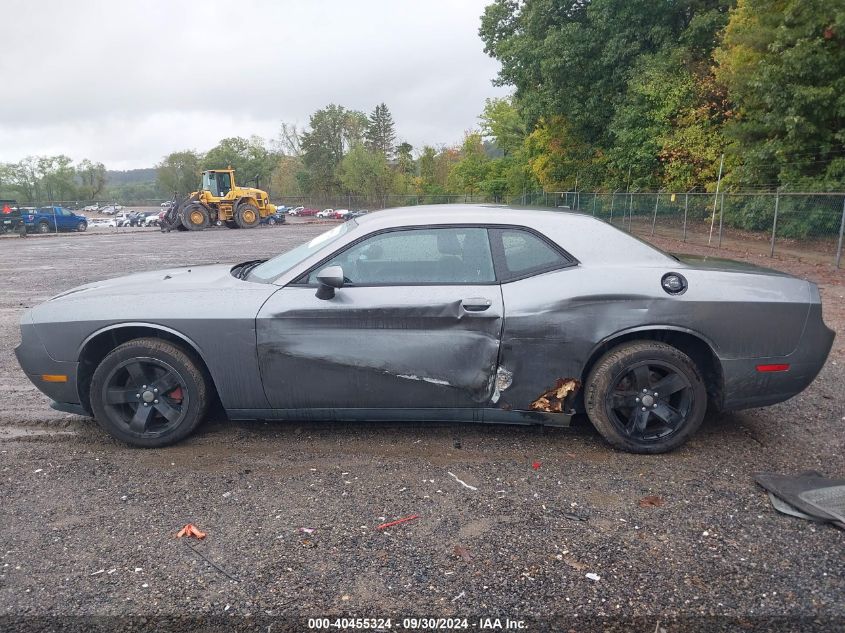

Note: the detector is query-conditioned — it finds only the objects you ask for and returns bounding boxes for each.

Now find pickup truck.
[22,206,88,233]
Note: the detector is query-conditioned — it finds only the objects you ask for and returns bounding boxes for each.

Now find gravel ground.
[0,215,843,632]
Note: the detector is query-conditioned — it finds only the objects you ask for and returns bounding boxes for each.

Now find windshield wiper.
[234,259,267,280]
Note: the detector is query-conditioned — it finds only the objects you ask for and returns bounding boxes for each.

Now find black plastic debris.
[755,470,845,529]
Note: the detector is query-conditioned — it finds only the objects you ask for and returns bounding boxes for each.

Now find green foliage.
[339,144,393,198]
[270,155,307,197]
[479,96,525,156]
[156,150,201,196]
[365,103,397,158]
[203,136,278,190]
[301,104,369,195]
[715,0,845,190]
[447,133,490,194]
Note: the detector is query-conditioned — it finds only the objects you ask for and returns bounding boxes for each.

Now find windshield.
[246,221,356,283]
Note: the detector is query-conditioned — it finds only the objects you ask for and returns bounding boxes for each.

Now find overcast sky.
[0,0,507,170]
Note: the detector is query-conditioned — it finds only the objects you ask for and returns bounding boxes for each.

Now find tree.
[276,122,303,156]
[270,155,307,196]
[156,151,201,197]
[715,0,845,189]
[365,103,397,158]
[37,155,77,201]
[339,144,393,199]
[479,96,525,156]
[447,133,490,194]
[301,104,368,195]
[480,0,732,146]
[395,141,415,175]
[203,136,277,190]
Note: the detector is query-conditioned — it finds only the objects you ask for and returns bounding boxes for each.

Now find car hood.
[672,254,792,277]
[47,263,240,302]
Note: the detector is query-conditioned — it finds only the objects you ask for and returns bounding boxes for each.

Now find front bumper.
[15,313,82,407]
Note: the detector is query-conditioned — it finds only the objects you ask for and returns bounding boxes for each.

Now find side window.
[308,227,496,285]
[491,228,571,281]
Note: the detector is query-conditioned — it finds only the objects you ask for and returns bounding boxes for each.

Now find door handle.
[461,297,492,312]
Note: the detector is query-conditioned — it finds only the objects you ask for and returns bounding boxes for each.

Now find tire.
[77,221,87,232]
[235,203,260,229]
[181,204,210,231]
[266,217,276,226]
[38,221,51,234]
[89,338,209,448]
[224,220,239,229]
[584,341,707,454]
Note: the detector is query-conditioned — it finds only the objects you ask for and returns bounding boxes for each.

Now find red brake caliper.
[167,386,184,403]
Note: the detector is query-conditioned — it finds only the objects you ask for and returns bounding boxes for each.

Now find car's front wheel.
[89,338,209,447]
[585,341,707,454]
[77,221,87,232]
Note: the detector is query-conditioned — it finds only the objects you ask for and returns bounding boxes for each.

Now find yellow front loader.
[162,169,276,231]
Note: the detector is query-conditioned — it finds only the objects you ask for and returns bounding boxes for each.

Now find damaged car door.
[256,227,504,412]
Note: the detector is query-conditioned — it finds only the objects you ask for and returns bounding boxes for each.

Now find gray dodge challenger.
[15,206,835,453]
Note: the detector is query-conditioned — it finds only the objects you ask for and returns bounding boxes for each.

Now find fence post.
[718,192,724,248]
[708,154,725,245]
[609,192,616,224]
[770,191,780,257]
[650,192,660,236]
[835,196,845,269]
[592,192,597,216]
[682,192,689,243]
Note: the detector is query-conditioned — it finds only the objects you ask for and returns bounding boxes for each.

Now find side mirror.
[315,265,344,300]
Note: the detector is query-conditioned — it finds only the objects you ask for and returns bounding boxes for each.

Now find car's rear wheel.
[585,341,707,454]
[89,338,209,447]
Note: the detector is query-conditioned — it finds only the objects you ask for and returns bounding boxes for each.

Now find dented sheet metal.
[256,285,504,409]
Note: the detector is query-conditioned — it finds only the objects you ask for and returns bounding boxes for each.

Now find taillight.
[756,364,790,372]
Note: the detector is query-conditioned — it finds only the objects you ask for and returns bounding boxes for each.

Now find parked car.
[347,210,369,219]
[144,213,159,227]
[82,204,100,212]
[87,218,117,229]
[332,209,350,220]
[1,200,24,234]
[261,210,287,226]
[316,208,335,218]
[297,207,320,217]
[14,206,835,452]
[288,206,305,216]
[22,206,88,233]
[100,205,124,215]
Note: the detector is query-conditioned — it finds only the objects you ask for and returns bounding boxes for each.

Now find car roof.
[355,204,673,266]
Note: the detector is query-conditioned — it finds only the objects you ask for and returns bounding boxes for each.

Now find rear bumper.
[721,303,835,410]
[15,313,83,407]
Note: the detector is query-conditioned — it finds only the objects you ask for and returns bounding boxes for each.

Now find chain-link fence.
[11,191,845,269]
[524,191,845,269]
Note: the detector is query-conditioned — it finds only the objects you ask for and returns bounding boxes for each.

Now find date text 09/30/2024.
[307,617,527,630]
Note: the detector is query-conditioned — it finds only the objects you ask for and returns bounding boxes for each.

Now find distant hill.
[106,168,157,186]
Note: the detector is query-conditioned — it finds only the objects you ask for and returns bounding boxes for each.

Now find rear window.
[490,228,572,281]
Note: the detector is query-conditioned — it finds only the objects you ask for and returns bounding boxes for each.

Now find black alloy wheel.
[90,338,209,447]
[585,341,707,453]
